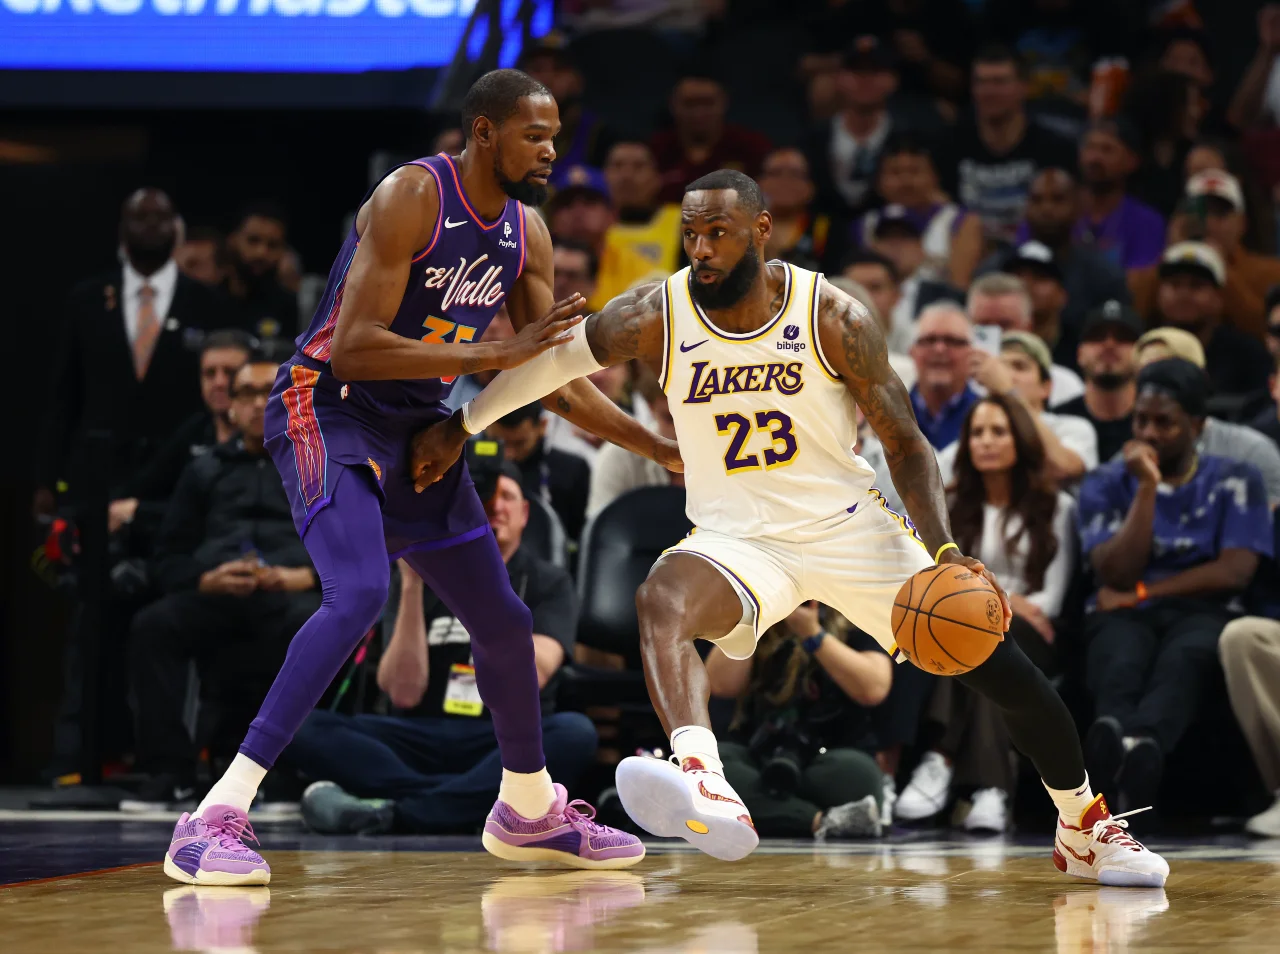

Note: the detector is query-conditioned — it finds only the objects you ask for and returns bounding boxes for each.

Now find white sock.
[197,754,268,816]
[671,725,723,775]
[499,768,556,819]
[1044,775,1096,824]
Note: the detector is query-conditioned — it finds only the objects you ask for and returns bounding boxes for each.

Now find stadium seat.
[522,493,569,569]
[558,486,691,716]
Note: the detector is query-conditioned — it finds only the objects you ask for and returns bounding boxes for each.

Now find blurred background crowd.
[7,0,1280,842]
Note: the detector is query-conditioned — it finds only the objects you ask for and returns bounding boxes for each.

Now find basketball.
[891,564,1004,676]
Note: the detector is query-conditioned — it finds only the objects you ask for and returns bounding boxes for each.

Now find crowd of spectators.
[30,2,1280,841]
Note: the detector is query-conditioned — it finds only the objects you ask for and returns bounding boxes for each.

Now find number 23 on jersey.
[716,410,799,474]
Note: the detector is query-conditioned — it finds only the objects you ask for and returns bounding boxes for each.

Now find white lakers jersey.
[659,262,877,539]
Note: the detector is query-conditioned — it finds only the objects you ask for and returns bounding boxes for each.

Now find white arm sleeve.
[461,319,605,434]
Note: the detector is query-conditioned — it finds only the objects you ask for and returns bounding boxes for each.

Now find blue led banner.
[0,0,551,72]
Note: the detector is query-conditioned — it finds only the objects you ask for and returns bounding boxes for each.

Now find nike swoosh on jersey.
[444,218,466,229]
[679,340,708,352]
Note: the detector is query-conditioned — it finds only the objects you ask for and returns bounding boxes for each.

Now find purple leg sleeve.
[240,468,390,768]
[401,535,546,774]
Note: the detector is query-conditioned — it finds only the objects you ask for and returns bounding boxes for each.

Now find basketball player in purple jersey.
[163,70,672,885]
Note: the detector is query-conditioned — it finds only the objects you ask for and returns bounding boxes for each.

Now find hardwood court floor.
[2,830,1280,953]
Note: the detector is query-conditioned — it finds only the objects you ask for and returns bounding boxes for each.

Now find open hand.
[412,411,469,492]
[939,548,1011,632]
[493,294,586,371]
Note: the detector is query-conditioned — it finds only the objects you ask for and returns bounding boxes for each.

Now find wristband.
[934,541,960,563]
[1135,581,1149,604]
[802,632,826,654]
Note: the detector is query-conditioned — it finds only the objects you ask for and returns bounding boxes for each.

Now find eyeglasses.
[914,334,971,350]
[232,386,273,400]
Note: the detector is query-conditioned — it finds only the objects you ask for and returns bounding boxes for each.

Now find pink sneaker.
[164,804,271,886]
[481,783,645,870]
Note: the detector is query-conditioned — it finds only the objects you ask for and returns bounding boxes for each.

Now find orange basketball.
[891,564,1004,676]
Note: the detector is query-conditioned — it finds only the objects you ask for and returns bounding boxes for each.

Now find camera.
[747,713,820,795]
[466,436,506,504]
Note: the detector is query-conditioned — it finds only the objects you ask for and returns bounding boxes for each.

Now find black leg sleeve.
[955,635,1085,791]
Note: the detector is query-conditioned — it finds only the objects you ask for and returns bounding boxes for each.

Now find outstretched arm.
[816,281,1011,628]
[327,167,578,381]
[411,283,669,489]
[507,214,679,469]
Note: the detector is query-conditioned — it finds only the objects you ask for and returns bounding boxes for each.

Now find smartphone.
[972,324,1002,356]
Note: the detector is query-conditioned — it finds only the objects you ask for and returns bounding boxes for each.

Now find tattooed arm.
[411,282,670,488]
[816,281,1011,628]
[506,214,679,469]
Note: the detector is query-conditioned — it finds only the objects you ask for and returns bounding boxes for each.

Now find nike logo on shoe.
[679,340,708,352]
[444,218,466,229]
[1062,844,1096,865]
[698,781,744,807]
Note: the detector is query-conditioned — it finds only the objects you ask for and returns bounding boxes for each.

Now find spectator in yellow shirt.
[602,141,684,283]
[545,163,662,313]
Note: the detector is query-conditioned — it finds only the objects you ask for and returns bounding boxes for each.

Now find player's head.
[228,351,278,442]
[682,169,770,310]
[461,69,559,206]
[120,187,178,269]
[1133,357,1208,474]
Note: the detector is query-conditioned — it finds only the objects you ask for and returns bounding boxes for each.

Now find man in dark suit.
[35,187,225,772]
[37,187,225,516]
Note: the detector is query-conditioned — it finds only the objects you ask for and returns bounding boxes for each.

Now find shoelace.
[205,813,261,852]
[563,800,609,835]
[1088,806,1151,849]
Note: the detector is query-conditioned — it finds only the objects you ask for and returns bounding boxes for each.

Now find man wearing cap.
[287,462,596,835]
[991,168,1130,338]
[1133,171,1280,339]
[1076,119,1166,272]
[1147,241,1273,403]
[1078,358,1273,812]
[1058,304,1280,502]
[999,242,1085,376]
[940,330,1098,485]
[651,75,772,205]
[806,36,899,218]
[967,271,1084,406]
[937,44,1076,247]
[545,164,661,313]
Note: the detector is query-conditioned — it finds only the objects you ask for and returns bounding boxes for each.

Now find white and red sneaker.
[615,755,759,862]
[1053,794,1169,887]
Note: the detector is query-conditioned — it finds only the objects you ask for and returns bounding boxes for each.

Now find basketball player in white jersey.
[411,170,1169,887]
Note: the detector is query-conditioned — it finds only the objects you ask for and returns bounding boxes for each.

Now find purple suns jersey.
[292,153,528,418]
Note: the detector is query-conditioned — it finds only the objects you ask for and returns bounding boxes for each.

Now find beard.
[495,144,549,207]
[689,245,761,311]
[1090,370,1133,390]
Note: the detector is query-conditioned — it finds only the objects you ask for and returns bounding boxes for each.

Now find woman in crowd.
[854,132,985,289]
[894,393,1076,832]
[705,601,892,841]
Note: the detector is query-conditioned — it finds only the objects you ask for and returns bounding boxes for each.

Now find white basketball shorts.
[657,487,934,660]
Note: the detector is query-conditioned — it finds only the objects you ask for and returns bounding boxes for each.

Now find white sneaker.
[615,756,758,862]
[894,751,953,821]
[1053,794,1169,887]
[1244,793,1280,838]
[964,788,1008,833]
